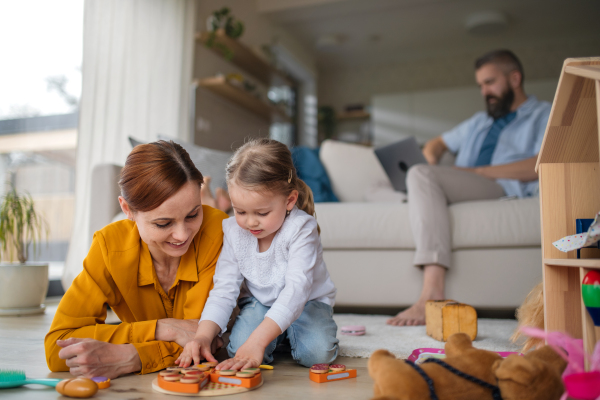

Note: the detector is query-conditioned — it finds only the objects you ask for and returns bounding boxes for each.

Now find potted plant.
[0,184,49,316]
[205,7,245,60]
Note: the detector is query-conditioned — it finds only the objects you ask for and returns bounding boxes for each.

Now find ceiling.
[260,0,600,70]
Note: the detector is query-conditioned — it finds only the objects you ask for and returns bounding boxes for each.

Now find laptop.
[374,137,427,192]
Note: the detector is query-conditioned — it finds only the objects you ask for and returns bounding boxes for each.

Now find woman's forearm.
[155,318,200,347]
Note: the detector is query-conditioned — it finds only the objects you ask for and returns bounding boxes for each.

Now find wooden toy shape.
[309,368,357,383]
[426,300,477,342]
[209,371,262,389]
[157,373,210,394]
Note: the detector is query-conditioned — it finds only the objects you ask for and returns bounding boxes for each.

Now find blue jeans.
[227,296,339,367]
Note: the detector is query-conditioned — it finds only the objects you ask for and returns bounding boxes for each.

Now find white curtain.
[63,0,197,289]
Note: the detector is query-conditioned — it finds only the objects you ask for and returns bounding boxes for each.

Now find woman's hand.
[57,338,141,379]
[155,318,199,348]
[216,341,264,371]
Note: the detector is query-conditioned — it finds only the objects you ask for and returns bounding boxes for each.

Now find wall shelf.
[197,76,291,123]
[196,30,294,87]
[337,111,370,121]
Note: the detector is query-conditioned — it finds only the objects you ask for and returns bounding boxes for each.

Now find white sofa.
[90,140,542,311]
[314,140,542,309]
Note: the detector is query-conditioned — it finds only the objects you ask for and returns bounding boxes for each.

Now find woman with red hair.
[45,140,228,379]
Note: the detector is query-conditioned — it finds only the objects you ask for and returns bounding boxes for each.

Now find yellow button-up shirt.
[45,205,227,374]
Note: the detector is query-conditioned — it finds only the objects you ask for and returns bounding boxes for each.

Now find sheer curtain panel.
[63,0,197,289]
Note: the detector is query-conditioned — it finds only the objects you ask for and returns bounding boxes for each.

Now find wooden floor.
[0,299,373,399]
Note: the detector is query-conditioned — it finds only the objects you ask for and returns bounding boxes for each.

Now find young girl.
[176,138,338,371]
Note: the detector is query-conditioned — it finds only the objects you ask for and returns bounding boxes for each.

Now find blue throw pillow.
[291,146,339,203]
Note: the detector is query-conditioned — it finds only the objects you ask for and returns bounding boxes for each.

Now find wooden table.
[0,300,372,400]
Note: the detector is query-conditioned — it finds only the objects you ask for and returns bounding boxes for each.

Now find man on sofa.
[387,49,551,326]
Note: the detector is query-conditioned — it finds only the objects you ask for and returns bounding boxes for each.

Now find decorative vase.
[0,262,49,316]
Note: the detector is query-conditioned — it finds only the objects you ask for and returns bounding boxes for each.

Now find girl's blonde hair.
[226,138,319,233]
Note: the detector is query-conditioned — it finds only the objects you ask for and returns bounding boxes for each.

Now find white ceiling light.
[465,11,508,35]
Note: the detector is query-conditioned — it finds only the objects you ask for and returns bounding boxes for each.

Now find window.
[0,1,83,280]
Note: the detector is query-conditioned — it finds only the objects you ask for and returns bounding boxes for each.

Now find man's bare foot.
[387,302,427,326]
[200,176,218,209]
[215,187,232,213]
[386,264,446,327]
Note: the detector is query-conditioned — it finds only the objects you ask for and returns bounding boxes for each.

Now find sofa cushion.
[316,202,413,249]
[158,135,232,191]
[291,146,339,202]
[451,197,540,248]
[319,140,393,202]
[315,197,541,250]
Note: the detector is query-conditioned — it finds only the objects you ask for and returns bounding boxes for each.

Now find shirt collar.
[515,95,538,116]
[137,238,199,287]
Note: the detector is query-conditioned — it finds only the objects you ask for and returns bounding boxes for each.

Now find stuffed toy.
[368,332,566,400]
[511,281,545,352]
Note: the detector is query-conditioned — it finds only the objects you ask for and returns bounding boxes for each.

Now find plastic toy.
[520,327,600,400]
[309,364,357,383]
[341,325,366,336]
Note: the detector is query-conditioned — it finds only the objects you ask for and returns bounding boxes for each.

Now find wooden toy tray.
[152,372,263,397]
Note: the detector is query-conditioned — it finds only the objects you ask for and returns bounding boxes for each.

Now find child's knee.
[293,341,339,367]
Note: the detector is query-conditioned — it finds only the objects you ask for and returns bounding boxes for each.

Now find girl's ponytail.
[295,178,320,234]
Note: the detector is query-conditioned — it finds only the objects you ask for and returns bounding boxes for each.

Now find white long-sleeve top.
[200,207,337,333]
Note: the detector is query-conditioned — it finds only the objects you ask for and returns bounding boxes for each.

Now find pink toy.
[563,371,600,400]
[340,325,366,336]
[520,327,600,400]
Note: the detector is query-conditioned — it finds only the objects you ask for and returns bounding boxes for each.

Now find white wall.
[318,40,599,114]
[372,78,558,147]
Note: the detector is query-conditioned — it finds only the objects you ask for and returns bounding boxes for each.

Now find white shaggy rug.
[333,314,521,359]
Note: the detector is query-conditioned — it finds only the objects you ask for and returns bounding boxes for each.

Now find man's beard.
[485,85,515,119]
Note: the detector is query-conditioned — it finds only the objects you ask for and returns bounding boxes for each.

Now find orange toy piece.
[209,370,262,389]
[309,369,357,383]
[157,372,210,394]
[56,377,98,398]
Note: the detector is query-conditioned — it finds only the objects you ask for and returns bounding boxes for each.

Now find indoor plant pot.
[0,184,49,316]
[0,262,48,315]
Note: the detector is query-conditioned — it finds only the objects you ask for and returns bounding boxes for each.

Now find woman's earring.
[286,209,291,216]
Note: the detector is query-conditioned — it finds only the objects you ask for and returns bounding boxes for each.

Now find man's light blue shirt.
[441,96,551,198]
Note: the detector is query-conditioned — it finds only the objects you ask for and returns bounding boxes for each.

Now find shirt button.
[153,362,158,368]
[147,363,151,369]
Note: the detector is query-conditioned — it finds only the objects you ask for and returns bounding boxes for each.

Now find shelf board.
[565,65,600,81]
[198,76,291,122]
[196,30,294,87]
[337,111,370,121]
[543,258,600,268]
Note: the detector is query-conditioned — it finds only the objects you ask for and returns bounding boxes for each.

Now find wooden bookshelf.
[544,258,600,268]
[197,76,290,122]
[537,57,600,363]
[196,30,293,87]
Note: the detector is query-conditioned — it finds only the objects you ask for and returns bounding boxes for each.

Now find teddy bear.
[368,332,567,400]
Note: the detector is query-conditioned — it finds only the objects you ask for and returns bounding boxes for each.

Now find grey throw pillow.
[158,135,232,191]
